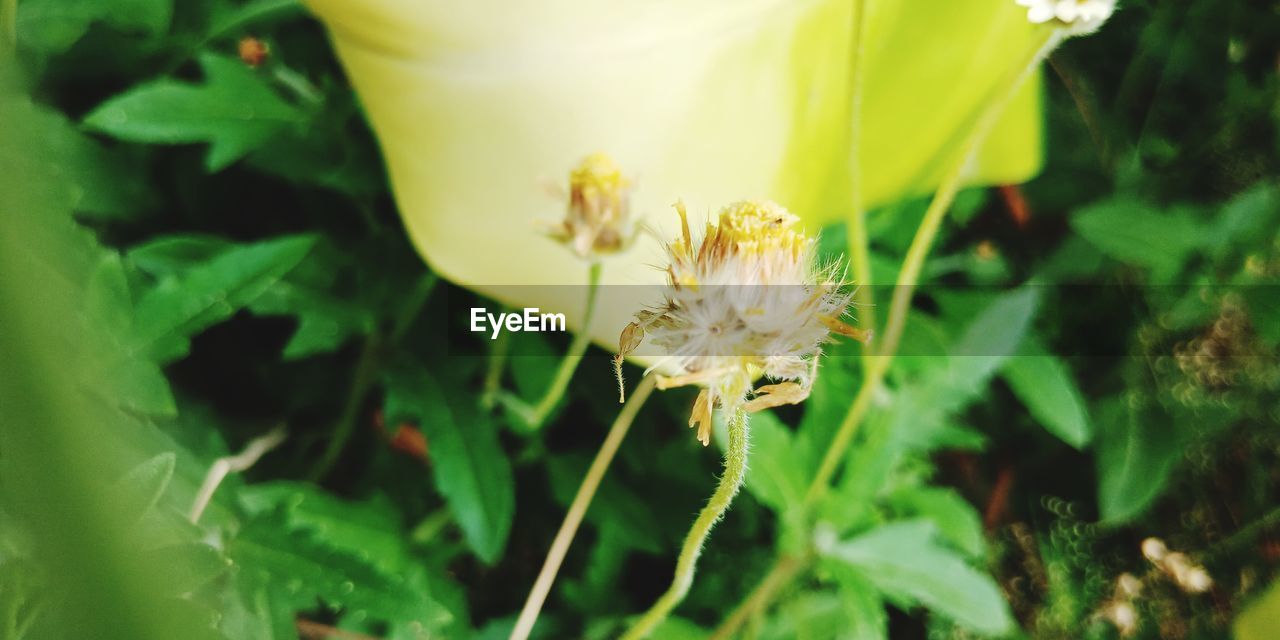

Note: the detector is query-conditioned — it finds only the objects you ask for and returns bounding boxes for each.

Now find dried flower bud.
[542,153,634,260]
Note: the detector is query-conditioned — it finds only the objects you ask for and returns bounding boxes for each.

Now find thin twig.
[510,375,657,640]
[189,426,287,522]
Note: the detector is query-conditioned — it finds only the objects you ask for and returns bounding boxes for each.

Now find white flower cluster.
[1016,0,1115,35]
[616,200,866,445]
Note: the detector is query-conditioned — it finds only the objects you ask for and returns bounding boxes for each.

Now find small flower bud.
[542,153,635,260]
[238,36,270,67]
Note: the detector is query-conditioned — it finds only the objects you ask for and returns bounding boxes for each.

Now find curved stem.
[622,409,751,640]
[509,375,656,640]
[526,261,603,429]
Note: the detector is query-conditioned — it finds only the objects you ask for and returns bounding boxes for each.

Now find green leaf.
[1001,339,1091,449]
[887,487,986,558]
[385,362,515,564]
[238,482,409,574]
[1070,198,1206,277]
[110,453,176,525]
[82,253,178,416]
[229,514,450,628]
[129,234,317,363]
[742,411,806,513]
[84,54,308,171]
[1095,398,1183,523]
[0,98,153,219]
[127,235,235,276]
[949,286,1041,385]
[757,592,858,640]
[208,0,303,40]
[1210,182,1279,254]
[146,543,231,595]
[827,569,889,640]
[247,280,375,360]
[821,520,1014,637]
[17,0,171,53]
[0,559,44,640]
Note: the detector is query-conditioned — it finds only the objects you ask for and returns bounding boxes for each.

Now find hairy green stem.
[510,375,657,640]
[622,409,751,640]
[525,261,603,429]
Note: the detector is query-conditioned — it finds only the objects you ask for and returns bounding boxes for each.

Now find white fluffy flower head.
[1016,0,1115,35]
[615,200,868,445]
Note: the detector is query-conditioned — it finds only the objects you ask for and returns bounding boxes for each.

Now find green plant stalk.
[809,27,1060,507]
[510,375,657,640]
[844,0,876,348]
[479,324,512,410]
[524,261,603,429]
[621,408,751,640]
[712,28,1063,638]
[311,272,436,480]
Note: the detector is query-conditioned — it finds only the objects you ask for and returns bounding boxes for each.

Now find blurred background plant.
[0,1,1277,639]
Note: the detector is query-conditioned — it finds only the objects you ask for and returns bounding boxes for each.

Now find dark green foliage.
[1,1,1277,639]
